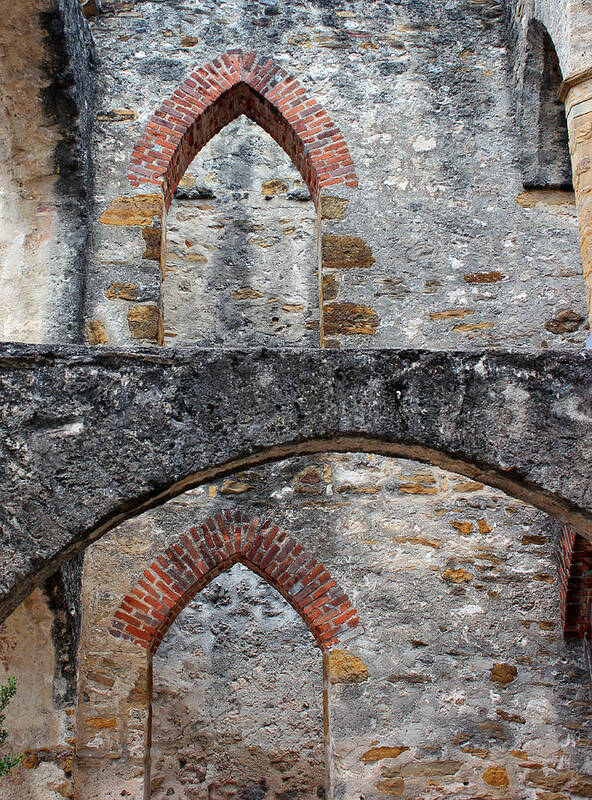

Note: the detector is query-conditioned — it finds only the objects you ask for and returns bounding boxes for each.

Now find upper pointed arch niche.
[128,50,358,209]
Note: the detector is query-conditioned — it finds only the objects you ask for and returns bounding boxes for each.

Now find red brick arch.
[128,49,358,208]
[110,509,360,653]
[558,524,592,638]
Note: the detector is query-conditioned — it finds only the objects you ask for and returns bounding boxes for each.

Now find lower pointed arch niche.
[75,452,592,800]
[150,564,326,800]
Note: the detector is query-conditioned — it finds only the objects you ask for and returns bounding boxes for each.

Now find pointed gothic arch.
[110,509,360,653]
[127,50,358,208]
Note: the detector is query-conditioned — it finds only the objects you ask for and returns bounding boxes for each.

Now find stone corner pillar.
[561,66,592,329]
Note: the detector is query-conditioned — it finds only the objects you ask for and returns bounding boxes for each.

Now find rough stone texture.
[84,0,586,350]
[150,568,325,800]
[73,453,591,799]
[0,0,95,344]
[163,121,318,347]
[2,345,592,618]
[0,3,592,799]
[0,589,75,800]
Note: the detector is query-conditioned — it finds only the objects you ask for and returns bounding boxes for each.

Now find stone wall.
[0,589,75,800]
[71,453,591,800]
[85,0,586,350]
[164,120,318,346]
[0,0,94,344]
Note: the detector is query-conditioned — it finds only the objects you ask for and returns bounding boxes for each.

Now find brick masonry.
[559,524,592,637]
[110,509,359,652]
[128,50,358,209]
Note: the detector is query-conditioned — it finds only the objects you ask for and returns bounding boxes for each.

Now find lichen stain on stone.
[99,195,163,226]
[328,649,369,683]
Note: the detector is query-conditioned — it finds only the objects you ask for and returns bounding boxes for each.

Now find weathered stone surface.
[490,663,518,684]
[1,346,592,616]
[99,195,162,227]
[321,235,375,269]
[323,303,379,335]
[328,649,369,683]
[127,304,159,340]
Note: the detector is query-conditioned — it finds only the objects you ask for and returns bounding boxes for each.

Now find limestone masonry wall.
[0,2,591,800]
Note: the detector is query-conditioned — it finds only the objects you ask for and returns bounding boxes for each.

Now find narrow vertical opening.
[162,117,317,347]
[148,563,327,799]
[520,20,572,190]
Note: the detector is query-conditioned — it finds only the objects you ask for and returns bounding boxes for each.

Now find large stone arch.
[2,344,592,620]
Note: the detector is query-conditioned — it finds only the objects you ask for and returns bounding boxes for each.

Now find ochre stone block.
[360,746,409,762]
[105,282,139,301]
[324,302,379,335]
[233,286,265,300]
[463,271,504,283]
[84,716,117,729]
[482,766,509,787]
[429,309,474,320]
[490,663,517,684]
[99,195,163,226]
[328,649,369,683]
[545,309,585,334]
[375,778,404,795]
[452,321,493,332]
[261,179,288,196]
[85,319,108,345]
[441,568,473,583]
[515,189,575,208]
[451,520,474,535]
[322,273,339,301]
[127,304,160,340]
[142,226,162,260]
[322,234,375,269]
[452,480,483,492]
[96,108,138,122]
[320,195,349,219]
